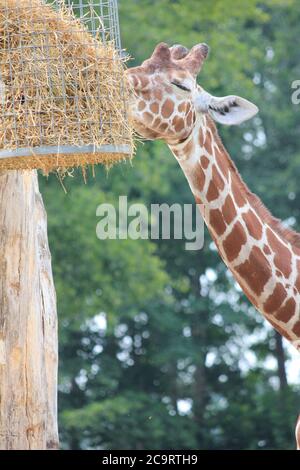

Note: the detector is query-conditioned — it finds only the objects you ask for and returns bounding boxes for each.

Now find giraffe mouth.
[130,117,159,141]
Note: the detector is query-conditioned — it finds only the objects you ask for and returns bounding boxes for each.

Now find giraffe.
[126,42,300,448]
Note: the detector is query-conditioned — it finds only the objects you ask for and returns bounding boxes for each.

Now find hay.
[0,0,133,173]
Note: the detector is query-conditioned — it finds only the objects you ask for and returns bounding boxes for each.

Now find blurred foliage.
[40,0,299,449]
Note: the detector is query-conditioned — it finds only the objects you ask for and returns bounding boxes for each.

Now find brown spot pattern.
[174,117,185,132]
[242,210,263,240]
[242,285,259,307]
[132,75,139,88]
[154,89,163,100]
[205,132,212,154]
[292,321,300,336]
[143,91,151,101]
[138,101,146,111]
[182,140,194,156]
[232,180,246,208]
[236,246,271,296]
[153,117,161,128]
[215,148,229,180]
[199,128,204,147]
[210,209,226,236]
[222,195,237,225]
[187,110,194,127]
[150,102,159,113]
[264,283,287,314]
[159,122,168,132]
[186,103,191,114]
[295,260,300,292]
[201,155,209,169]
[161,99,174,118]
[267,229,292,278]
[213,165,225,190]
[206,181,219,202]
[188,165,206,193]
[172,116,179,126]
[223,221,247,262]
[140,76,149,88]
[275,298,296,323]
[292,245,300,256]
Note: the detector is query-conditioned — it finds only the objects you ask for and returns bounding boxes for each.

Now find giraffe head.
[126,42,207,144]
[126,43,259,144]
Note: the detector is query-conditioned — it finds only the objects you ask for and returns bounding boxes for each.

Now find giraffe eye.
[171,81,191,92]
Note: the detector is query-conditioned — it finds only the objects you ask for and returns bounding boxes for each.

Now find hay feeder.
[0,0,133,173]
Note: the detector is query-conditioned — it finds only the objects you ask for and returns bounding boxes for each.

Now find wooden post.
[0,170,58,450]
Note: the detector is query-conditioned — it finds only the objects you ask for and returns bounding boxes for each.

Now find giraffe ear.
[194,91,259,125]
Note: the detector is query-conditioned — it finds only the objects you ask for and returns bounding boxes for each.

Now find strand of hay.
[0,0,133,173]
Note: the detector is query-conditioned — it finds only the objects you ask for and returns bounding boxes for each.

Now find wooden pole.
[0,170,58,450]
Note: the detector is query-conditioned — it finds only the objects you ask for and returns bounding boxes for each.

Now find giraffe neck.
[169,114,300,351]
